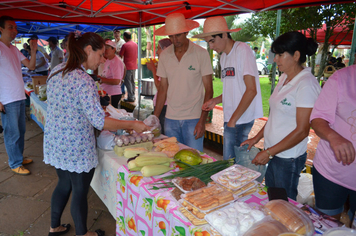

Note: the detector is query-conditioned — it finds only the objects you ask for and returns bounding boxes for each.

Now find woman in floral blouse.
[44,32,149,236]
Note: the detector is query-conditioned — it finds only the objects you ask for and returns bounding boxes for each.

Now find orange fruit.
[195,232,203,236]
[121,186,125,193]
[163,199,170,205]
[128,219,134,229]
[158,221,166,230]
[148,212,151,220]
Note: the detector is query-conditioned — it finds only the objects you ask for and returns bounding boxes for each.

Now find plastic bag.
[38,84,47,101]
[234,145,267,183]
[133,99,154,121]
[297,173,314,206]
[96,130,116,150]
[143,115,161,137]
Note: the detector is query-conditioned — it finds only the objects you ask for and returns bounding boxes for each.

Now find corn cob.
[129,162,171,172]
[134,154,174,167]
[141,165,174,177]
[123,147,148,158]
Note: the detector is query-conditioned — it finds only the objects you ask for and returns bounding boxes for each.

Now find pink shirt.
[99,55,124,96]
[119,40,138,70]
[310,65,356,191]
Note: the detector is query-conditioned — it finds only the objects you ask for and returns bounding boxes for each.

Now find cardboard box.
[31,76,47,95]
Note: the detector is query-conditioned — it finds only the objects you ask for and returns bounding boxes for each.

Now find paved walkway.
[0,117,117,236]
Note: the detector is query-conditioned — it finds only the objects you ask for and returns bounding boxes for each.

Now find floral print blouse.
[44,63,105,173]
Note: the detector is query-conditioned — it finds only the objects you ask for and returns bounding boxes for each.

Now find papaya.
[174,149,202,168]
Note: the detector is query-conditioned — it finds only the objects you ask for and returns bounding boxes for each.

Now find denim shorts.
[313,166,356,219]
[265,152,307,201]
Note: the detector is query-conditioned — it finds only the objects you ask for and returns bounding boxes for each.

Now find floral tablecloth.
[30,92,47,131]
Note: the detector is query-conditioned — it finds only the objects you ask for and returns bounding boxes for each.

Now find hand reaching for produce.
[240,138,258,151]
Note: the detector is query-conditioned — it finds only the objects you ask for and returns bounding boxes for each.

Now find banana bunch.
[127,152,175,177]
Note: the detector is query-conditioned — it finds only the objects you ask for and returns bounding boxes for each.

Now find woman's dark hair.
[63,32,105,75]
[271,31,318,65]
[212,32,232,39]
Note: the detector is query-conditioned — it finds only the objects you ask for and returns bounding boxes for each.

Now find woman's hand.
[251,150,270,165]
[329,134,355,165]
[132,121,150,134]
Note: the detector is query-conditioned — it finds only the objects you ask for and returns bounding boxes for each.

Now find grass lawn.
[213,76,277,117]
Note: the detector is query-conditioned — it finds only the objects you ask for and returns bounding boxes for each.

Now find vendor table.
[90,148,299,236]
[30,92,47,131]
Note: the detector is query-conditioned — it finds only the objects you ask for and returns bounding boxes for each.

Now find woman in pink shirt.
[310,64,356,224]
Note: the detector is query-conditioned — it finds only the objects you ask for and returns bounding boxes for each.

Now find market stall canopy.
[15,21,120,38]
[1,0,355,27]
[301,23,354,45]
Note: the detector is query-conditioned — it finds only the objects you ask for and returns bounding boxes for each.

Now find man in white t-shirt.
[154,13,213,152]
[0,15,37,175]
[195,16,263,161]
[113,29,125,55]
[47,36,63,71]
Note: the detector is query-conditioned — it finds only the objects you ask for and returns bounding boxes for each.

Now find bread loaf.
[264,200,314,236]
[244,216,289,236]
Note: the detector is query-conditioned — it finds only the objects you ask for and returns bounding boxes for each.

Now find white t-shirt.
[32,50,48,73]
[264,67,321,158]
[220,41,263,124]
[98,55,124,96]
[115,38,125,54]
[50,46,64,70]
[0,41,26,105]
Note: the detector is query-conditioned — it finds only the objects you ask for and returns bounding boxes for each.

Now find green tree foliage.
[242,3,355,78]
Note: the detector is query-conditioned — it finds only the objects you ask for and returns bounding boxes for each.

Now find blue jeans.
[265,152,307,200]
[165,118,203,152]
[123,70,136,100]
[223,120,254,161]
[1,100,26,169]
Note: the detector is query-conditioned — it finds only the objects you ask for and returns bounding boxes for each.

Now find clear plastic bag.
[234,145,267,183]
[143,115,161,137]
[96,130,116,150]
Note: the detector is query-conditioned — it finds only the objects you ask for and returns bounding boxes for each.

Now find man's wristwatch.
[266,149,273,159]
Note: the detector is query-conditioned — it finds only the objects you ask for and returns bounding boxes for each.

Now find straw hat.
[155,13,199,36]
[192,16,241,38]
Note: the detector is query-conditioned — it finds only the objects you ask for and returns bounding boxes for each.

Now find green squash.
[174,149,202,168]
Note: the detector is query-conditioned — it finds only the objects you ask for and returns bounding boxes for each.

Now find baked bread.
[244,216,289,236]
[264,200,314,236]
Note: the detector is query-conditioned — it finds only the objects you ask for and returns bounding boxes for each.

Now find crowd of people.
[0,11,355,235]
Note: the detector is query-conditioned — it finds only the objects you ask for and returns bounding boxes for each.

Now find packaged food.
[178,207,207,226]
[181,185,234,213]
[179,199,207,220]
[264,200,314,236]
[205,201,266,236]
[323,227,356,236]
[244,216,290,236]
[211,164,261,191]
[172,177,206,193]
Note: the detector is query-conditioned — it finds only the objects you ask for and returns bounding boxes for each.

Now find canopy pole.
[137,12,142,120]
[270,9,282,95]
[348,13,356,66]
[153,25,156,58]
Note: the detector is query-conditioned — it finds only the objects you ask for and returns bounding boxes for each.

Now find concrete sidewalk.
[0,118,116,236]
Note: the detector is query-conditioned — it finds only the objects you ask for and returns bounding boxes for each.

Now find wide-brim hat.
[155,13,199,36]
[192,16,241,39]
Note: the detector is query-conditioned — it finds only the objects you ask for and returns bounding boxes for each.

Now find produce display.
[205,201,266,236]
[127,152,174,174]
[264,200,314,236]
[123,147,148,158]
